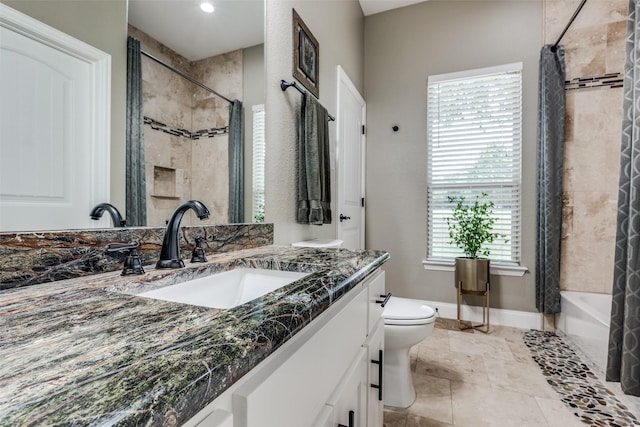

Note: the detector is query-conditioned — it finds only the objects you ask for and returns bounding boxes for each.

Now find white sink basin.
[138,268,310,309]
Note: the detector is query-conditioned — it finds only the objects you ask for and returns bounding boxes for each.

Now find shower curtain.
[607,0,640,397]
[535,45,565,315]
[228,99,244,223]
[125,36,146,226]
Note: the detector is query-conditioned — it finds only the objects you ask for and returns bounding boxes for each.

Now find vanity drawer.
[367,270,386,335]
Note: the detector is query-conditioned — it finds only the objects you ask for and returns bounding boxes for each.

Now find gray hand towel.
[297,94,331,225]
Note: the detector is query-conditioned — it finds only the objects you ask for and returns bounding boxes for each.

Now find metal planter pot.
[454,257,490,292]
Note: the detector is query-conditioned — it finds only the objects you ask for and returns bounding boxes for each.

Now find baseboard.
[423,300,540,330]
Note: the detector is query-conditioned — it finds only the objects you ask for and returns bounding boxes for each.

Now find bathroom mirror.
[0,0,264,232]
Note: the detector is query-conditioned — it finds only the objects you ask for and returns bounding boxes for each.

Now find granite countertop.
[0,245,389,426]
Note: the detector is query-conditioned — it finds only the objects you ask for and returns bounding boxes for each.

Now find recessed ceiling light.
[200,2,214,13]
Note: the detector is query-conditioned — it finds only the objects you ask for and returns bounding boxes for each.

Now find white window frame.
[251,104,265,222]
[423,63,527,276]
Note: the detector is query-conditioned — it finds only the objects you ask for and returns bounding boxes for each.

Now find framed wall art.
[292,9,319,98]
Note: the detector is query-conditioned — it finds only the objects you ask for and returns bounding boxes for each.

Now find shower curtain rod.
[141,50,233,104]
[552,0,588,52]
[280,80,336,121]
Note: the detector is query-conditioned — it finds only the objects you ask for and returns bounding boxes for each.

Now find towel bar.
[280,79,336,121]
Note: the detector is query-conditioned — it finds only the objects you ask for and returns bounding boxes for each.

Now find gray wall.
[364,0,542,312]
[265,0,364,244]
[2,0,128,212]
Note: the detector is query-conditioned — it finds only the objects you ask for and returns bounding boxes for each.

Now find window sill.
[422,259,528,277]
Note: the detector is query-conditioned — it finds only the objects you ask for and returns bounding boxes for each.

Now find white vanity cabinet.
[194,410,233,427]
[186,268,385,427]
[365,271,385,427]
[365,320,384,427]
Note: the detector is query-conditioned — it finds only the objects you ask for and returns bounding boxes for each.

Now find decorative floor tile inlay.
[524,330,639,427]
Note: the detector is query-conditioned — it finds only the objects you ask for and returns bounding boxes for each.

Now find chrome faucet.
[156,200,210,269]
[90,203,126,227]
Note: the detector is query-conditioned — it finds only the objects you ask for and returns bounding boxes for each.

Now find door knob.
[340,214,351,222]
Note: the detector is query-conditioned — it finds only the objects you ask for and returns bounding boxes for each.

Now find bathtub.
[556,291,612,372]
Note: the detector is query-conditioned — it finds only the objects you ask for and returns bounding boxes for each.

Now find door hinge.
[361,197,365,207]
[361,125,366,135]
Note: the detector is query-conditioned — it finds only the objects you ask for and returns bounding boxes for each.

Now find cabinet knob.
[370,349,383,401]
[337,410,355,427]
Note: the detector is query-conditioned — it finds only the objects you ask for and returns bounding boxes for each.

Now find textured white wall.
[364,1,542,312]
[264,0,364,245]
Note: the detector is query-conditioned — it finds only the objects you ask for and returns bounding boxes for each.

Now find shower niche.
[151,166,180,200]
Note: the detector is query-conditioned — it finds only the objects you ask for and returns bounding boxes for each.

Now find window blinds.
[427,63,522,263]
[252,104,265,221]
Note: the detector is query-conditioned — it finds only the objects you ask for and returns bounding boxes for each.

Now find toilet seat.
[383,296,436,326]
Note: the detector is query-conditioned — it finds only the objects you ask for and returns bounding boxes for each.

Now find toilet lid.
[383,296,436,325]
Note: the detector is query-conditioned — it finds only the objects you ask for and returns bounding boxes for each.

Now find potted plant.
[445,192,506,292]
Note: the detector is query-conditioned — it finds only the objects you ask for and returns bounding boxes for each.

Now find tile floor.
[383,318,640,427]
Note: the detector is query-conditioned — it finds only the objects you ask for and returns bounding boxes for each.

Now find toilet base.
[383,347,416,408]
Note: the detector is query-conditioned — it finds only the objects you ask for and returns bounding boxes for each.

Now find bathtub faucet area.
[156,200,210,269]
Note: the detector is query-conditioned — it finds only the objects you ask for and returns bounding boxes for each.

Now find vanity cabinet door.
[194,409,233,427]
[367,270,386,335]
[365,320,384,427]
[311,405,334,427]
[326,348,368,427]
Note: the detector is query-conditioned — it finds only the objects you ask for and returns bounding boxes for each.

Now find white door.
[337,66,366,250]
[0,5,110,232]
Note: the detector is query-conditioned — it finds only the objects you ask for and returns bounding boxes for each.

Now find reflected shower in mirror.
[127,0,264,227]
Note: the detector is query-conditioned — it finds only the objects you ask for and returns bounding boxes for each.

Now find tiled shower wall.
[544,0,627,294]
[128,25,242,227]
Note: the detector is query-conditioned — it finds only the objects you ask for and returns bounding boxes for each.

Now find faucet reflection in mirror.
[156,200,211,269]
[90,203,126,227]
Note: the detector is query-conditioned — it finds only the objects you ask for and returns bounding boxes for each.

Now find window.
[427,63,522,264]
[252,104,265,222]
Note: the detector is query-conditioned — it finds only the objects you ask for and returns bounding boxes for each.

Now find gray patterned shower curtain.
[228,100,244,223]
[607,0,640,397]
[536,45,565,315]
[125,36,146,226]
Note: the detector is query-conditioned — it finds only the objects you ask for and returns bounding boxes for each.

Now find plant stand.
[454,257,490,333]
[456,282,490,333]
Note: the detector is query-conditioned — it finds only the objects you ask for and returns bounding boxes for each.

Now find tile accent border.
[144,116,229,140]
[565,73,624,91]
[524,330,639,427]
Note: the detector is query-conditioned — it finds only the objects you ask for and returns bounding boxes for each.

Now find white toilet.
[382,296,436,408]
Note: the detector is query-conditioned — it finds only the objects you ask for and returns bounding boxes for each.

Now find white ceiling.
[127,0,427,61]
[127,0,264,61]
[358,0,428,16]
